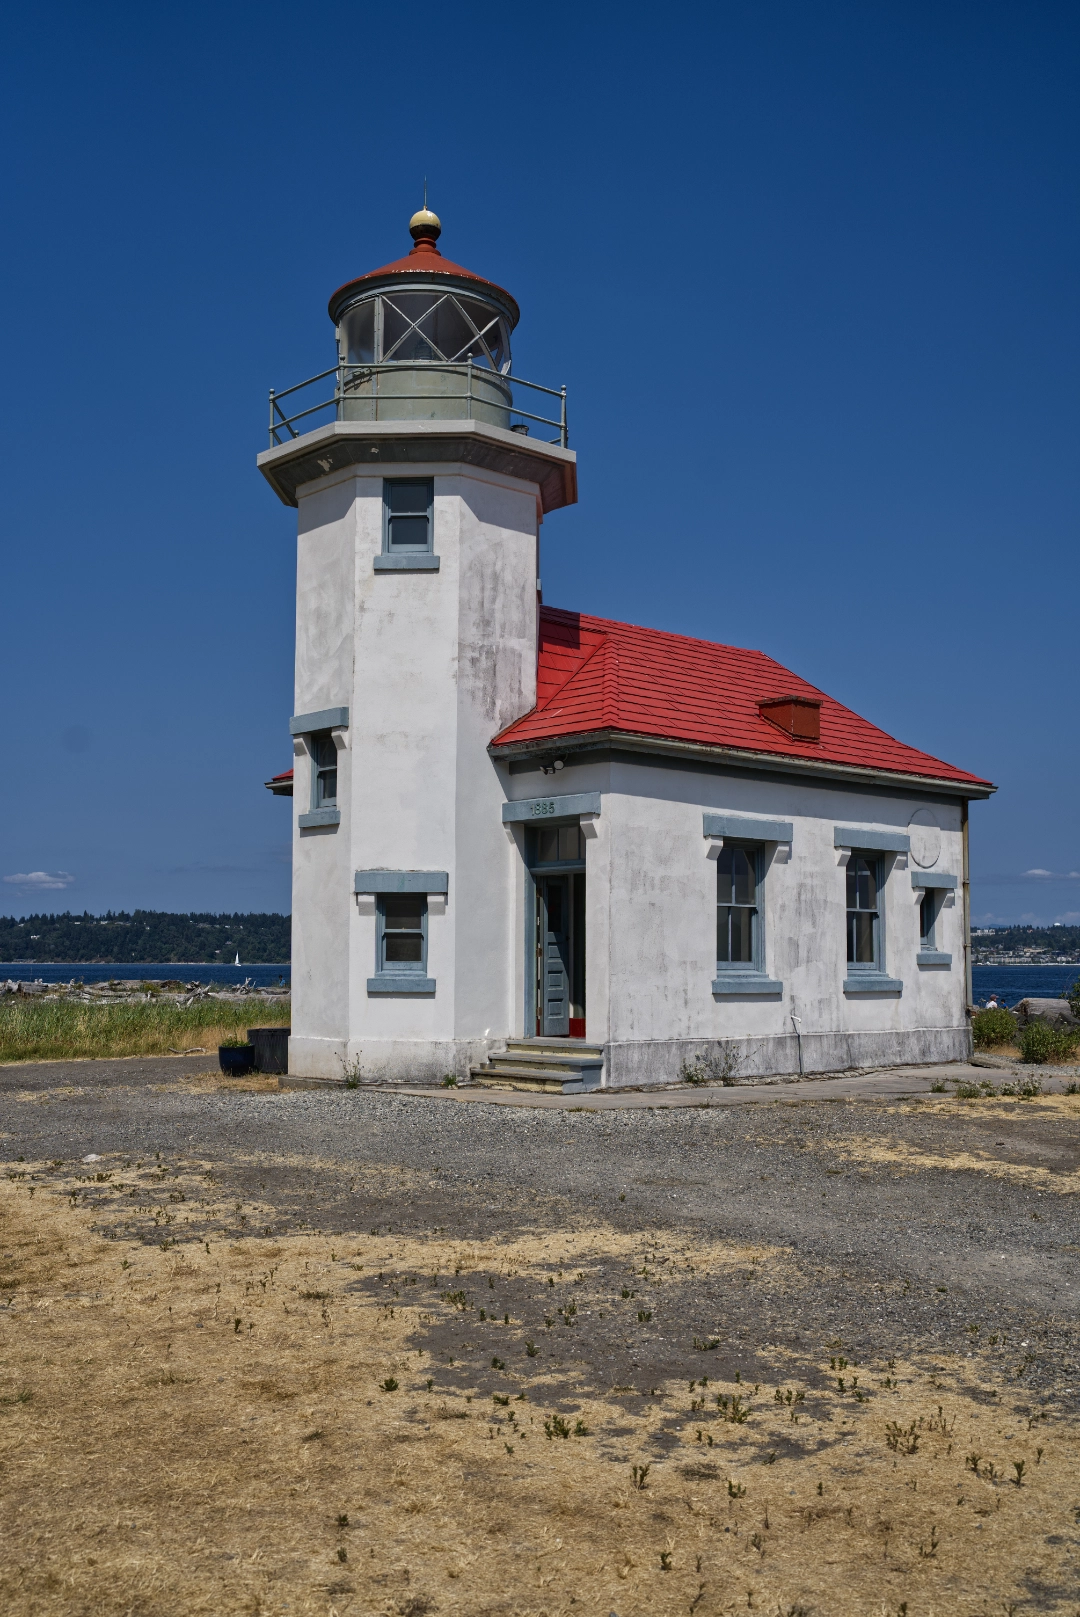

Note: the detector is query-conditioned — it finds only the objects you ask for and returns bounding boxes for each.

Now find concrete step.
[487,1049,601,1071]
[469,1038,605,1095]
[474,1061,582,1083]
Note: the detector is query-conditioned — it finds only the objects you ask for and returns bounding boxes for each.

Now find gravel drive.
[2,1058,1077,1415]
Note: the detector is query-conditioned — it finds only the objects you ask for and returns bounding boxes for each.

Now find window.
[716,845,758,966]
[378,894,427,975]
[846,855,881,969]
[384,479,433,552]
[919,889,939,950]
[530,824,585,865]
[311,732,337,809]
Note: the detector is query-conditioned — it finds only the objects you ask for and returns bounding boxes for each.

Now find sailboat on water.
[234,951,240,966]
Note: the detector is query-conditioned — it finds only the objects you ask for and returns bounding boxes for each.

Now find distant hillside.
[0,911,290,964]
[971,924,1080,963]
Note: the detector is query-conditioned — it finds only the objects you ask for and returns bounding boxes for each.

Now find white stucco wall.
[501,755,972,1086]
[285,453,975,1089]
[288,459,541,1081]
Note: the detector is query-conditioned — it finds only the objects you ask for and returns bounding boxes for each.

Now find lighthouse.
[263,207,992,1092]
[259,207,578,1082]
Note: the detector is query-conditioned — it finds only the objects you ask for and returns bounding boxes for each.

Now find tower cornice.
[257,417,577,512]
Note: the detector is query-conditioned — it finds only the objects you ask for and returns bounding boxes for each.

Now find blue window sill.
[298,808,340,829]
[712,974,784,997]
[917,951,952,968]
[367,975,436,994]
[374,554,440,572]
[844,974,903,995]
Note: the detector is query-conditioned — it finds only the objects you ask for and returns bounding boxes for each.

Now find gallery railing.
[267,361,568,448]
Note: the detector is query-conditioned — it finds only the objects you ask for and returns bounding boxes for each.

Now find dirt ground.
[1,1060,1078,1616]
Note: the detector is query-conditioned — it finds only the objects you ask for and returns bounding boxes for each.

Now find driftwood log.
[1013,997,1080,1030]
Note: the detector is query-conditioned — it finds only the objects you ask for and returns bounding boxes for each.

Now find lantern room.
[326,207,520,431]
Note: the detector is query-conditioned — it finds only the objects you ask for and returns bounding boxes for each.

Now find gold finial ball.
[409,206,442,242]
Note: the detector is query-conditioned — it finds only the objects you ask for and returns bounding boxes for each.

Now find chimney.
[758,695,821,742]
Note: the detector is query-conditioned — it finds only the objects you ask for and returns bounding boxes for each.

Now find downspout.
[962,798,973,1015]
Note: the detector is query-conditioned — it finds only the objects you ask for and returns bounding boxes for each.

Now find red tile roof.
[491,607,992,790]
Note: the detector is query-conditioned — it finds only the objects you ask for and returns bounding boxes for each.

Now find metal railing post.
[466,358,473,421]
[560,386,567,448]
[268,388,275,446]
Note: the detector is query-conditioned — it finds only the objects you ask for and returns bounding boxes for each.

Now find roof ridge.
[601,635,620,725]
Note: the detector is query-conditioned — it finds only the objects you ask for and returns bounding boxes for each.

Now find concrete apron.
[281,1061,1031,1109]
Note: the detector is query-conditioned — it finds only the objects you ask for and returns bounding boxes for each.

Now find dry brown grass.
[1,1160,1077,1616]
[0,997,290,1064]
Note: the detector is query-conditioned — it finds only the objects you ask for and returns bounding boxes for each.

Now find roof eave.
[489,727,996,799]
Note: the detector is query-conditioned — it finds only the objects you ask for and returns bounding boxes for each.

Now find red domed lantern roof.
[328,208,519,327]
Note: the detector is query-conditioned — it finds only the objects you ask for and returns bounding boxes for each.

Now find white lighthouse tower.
[259,207,577,1082]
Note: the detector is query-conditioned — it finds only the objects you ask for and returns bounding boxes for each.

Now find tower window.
[378,894,427,974]
[311,732,337,808]
[919,889,938,950]
[846,854,881,968]
[384,479,433,552]
[716,845,758,967]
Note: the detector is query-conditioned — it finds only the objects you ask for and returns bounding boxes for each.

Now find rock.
[1013,998,1080,1030]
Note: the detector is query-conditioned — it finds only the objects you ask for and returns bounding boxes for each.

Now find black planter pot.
[219,1044,255,1076]
[247,1026,291,1075]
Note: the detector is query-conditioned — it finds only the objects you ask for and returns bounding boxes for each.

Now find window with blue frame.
[919,888,939,950]
[716,845,759,969]
[384,479,433,553]
[311,732,337,810]
[846,854,882,969]
[378,894,427,974]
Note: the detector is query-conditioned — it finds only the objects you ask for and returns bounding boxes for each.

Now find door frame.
[524,834,586,1037]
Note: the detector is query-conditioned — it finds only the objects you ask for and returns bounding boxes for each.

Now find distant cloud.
[978,870,1080,884]
[3,871,75,891]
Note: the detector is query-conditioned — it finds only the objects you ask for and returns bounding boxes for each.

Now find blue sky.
[1,1,1077,927]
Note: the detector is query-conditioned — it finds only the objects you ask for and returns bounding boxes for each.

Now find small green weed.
[544,1415,571,1440]
[631,1463,650,1490]
[886,1421,919,1455]
[380,1377,399,1392]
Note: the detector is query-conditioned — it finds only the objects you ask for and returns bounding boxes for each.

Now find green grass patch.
[0,997,290,1063]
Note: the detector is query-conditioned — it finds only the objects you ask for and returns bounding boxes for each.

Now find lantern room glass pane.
[381,292,443,362]
[453,295,507,369]
[341,300,375,364]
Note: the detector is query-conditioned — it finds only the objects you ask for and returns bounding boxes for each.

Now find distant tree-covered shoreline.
[0,911,290,964]
[971,923,1080,959]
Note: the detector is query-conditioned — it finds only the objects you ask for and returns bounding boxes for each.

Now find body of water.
[972,964,1078,1005]
[1,961,1072,1005]
[1,963,290,989]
